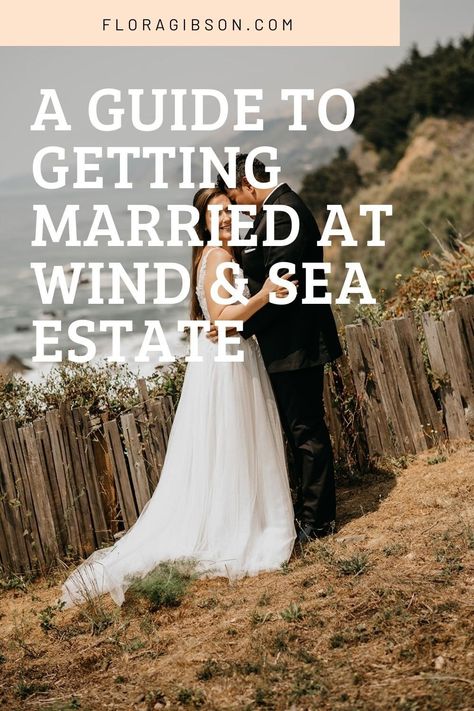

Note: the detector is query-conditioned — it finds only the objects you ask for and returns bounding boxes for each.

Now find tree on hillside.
[300,147,362,223]
[352,34,474,168]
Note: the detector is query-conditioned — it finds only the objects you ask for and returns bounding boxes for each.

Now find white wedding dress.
[60,248,296,608]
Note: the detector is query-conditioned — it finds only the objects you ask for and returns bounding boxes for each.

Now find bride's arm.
[204,248,289,324]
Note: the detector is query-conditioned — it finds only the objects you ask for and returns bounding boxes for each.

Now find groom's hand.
[206,324,238,343]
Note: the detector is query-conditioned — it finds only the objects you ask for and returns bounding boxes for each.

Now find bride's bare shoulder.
[204,247,234,267]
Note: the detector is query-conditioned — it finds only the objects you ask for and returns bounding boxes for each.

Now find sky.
[0,0,473,181]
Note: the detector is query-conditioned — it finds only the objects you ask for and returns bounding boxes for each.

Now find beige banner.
[0,1,399,46]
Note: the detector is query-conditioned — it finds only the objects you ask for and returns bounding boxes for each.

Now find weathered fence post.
[422,308,473,439]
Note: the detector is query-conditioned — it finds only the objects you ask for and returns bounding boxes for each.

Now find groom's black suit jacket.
[238,183,343,373]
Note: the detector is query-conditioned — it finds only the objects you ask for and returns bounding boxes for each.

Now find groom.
[213,154,343,542]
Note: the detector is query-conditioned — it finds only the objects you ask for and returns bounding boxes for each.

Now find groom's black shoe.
[296,520,335,544]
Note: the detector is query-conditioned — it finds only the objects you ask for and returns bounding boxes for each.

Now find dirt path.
[1,445,473,711]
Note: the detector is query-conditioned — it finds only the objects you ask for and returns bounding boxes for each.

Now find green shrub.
[300,146,362,222]
[128,559,196,611]
[334,552,369,576]
[0,358,187,425]
[280,602,304,622]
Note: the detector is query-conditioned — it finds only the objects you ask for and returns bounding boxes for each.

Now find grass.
[128,559,197,611]
[254,686,275,708]
[176,686,206,707]
[15,679,51,699]
[290,669,327,701]
[428,454,448,465]
[270,630,290,653]
[10,615,41,659]
[251,609,274,626]
[123,637,145,652]
[196,659,226,681]
[383,542,408,557]
[257,591,271,606]
[0,446,473,710]
[434,541,464,581]
[77,602,115,636]
[280,603,304,623]
[196,595,218,609]
[43,701,82,711]
[38,600,67,632]
[329,632,346,649]
[333,552,370,576]
[0,571,30,592]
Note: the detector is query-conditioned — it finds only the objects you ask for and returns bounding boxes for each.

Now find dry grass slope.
[0,445,473,711]
[330,117,474,300]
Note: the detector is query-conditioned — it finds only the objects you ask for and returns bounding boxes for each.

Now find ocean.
[0,183,194,380]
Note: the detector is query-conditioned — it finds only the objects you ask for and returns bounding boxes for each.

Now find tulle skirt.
[60,333,296,607]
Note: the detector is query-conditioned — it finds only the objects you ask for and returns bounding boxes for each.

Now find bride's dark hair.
[190,187,228,321]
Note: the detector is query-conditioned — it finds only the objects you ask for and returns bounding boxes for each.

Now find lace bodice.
[196,248,250,321]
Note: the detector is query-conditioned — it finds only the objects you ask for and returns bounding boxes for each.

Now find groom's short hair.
[216,153,270,191]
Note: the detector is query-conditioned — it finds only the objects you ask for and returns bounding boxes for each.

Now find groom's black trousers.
[269,365,336,530]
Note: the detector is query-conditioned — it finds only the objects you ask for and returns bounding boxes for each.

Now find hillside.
[299,35,474,318]
[325,117,474,308]
[352,36,474,170]
[0,445,473,710]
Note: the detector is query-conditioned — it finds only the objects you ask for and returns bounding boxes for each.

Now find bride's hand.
[261,272,298,300]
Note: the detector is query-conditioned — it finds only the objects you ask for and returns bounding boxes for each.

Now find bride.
[60,187,297,608]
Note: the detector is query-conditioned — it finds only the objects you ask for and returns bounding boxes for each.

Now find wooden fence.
[0,296,473,576]
[332,295,473,461]
[0,392,175,576]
